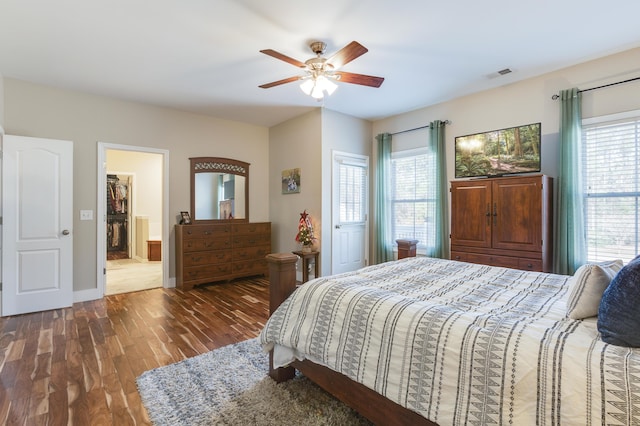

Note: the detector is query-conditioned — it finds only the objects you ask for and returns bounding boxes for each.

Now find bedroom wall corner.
[268,109,323,257]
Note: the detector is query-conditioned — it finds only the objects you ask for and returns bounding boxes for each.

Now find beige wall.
[371,47,640,265]
[3,46,639,296]
[4,78,269,295]
[373,47,640,184]
[269,109,322,256]
[269,108,372,276]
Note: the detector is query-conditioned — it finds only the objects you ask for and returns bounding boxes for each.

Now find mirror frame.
[189,157,250,223]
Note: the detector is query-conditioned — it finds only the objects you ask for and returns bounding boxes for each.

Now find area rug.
[136,338,372,425]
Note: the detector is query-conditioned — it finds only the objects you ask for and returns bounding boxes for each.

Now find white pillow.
[566,259,624,319]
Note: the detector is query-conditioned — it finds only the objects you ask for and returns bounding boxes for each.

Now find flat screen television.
[454,122,541,178]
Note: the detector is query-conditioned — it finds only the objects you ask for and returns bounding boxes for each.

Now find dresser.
[175,222,271,290]
[450,175,553,272]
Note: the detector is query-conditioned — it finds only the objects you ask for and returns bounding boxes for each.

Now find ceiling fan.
[259,41,384,100]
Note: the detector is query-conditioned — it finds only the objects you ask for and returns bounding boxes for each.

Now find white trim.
[391,146,429,159]
[583,109,640,125]
[97,143,171,298]
[74,288,102,303]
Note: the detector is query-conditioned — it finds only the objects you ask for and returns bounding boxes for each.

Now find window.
[338,161,367,224]
[390,148,437,253]
[582,112,640,263]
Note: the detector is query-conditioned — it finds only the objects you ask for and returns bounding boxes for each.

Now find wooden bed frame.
[265,252,436,426]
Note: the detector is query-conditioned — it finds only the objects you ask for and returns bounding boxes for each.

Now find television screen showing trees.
[455,122,541,178]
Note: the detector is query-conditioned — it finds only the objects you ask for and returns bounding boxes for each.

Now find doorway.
[97,143,170,296]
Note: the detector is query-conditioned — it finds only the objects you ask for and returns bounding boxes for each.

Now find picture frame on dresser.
[180,211,191,225]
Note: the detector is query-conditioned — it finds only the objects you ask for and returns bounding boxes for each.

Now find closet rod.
[551,76,640,100]
[390,119,451,136]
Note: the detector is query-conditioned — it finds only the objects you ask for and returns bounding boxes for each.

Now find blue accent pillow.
[598,255,640,347]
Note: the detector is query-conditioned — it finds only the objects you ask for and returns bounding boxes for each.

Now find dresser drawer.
[466,253,520,269]
[182,224,232,239]
[234,245,270,261]
[232,233,270,248]
[183,237,231,252]
[518,258,543,272]
[450,251,468,262]
[183,250,231,267]
[233,259,268,276]
[233,222,271,236]
[184,264,232,282]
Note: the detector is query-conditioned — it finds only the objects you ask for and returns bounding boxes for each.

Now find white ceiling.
[1,1,639,128]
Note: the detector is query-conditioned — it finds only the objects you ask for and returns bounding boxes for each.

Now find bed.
[259,254,640,425]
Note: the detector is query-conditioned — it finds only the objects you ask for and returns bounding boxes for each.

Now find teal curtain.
[554,88,586,275]
[375,133,394,263]
[429,120,449,258]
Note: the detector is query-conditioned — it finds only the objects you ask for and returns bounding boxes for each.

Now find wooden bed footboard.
[265,253,435,426]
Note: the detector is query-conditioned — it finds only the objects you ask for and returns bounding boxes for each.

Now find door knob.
[62,230,70,235]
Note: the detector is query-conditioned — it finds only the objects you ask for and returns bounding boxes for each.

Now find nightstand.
[396,239,418,259]
[292,250,319,284]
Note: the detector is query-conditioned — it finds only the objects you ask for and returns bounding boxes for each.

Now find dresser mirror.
[190,157,249,223]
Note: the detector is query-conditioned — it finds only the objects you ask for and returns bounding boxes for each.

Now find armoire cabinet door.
[491,177,542,252]
[450,180,492,248]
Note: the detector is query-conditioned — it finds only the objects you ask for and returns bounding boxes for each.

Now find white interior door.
[332,151,369,275]
[2,135,73,316]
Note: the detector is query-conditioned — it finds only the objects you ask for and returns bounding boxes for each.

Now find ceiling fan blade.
[327,41,368,69]
[334,72,384,88]
[260,49,306,68]
[259,76,301,89]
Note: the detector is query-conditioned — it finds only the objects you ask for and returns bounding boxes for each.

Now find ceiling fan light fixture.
[311,84,324,99]
[317,75,338,95]
[300,78,314,95]
[300,74,338,99]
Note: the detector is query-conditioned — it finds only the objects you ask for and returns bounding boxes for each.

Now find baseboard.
[74,287,101,303]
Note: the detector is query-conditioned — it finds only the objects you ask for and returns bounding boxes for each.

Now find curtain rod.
[390,119,451,136]
[551,76,640,100]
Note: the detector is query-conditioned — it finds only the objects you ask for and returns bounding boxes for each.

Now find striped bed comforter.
[259,257,640,425]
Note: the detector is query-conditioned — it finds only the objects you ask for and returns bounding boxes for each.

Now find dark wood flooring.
[0,277,270,425]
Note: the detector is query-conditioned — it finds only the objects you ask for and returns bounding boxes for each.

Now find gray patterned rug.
[136,338,371,425]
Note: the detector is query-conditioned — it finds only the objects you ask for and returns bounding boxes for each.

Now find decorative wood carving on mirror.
[190,157,249,223]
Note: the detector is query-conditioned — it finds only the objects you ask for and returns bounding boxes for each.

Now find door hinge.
[104,268,106,275]
[0,282,2,291]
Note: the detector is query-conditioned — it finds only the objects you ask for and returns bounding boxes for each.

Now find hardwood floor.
[0,278,270,425]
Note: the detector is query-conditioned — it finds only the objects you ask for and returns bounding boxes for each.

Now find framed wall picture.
[282,168,301,194]
[180,211,192,224]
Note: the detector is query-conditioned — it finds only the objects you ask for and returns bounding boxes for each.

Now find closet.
[107,174,130,255]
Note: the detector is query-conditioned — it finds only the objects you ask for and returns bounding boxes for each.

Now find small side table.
[292,250,320,284]
[396,239,418,259]
[147,240,162,261]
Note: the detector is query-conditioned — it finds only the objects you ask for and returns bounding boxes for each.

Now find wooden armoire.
[450,174,553,272]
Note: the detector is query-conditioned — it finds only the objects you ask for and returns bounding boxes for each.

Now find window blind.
[582,116,640,262]
[390,148,437,250]
[338,162,367,223]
